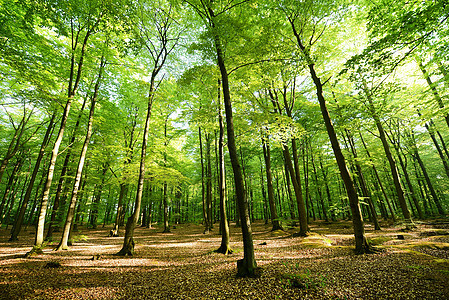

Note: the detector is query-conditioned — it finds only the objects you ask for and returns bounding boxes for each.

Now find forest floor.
[0,219,448,299]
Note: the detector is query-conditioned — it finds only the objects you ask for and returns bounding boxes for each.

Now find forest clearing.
[1,220,448,299]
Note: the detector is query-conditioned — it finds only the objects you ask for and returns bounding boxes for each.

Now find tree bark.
[364,92,412,225]
[262,135,283,231]
[46,97,88,240]
[288,18,371,253]
[416,58,449,128]
[34,25,94,248]
[0,155,23,224]
[215,78,232,254]
[10,112,56,241]
[205,132,213,231]
[409,132,445,215]
[55,58,105,251]
[345,130,381,230]
[207,4,257,276]
[359,132,396,222]
[117,74,156,255]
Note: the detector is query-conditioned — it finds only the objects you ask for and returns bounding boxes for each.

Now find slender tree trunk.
[311,151,328,221]
[284,160,296,223]
[302,141,311,223]
[288,18,371,253]
[199,126,209,233]
[345,130,381,230]
[162,182,170,233]
[395,146,424,219]
[420,115,449,179]
[409,133,445,215]
[47,97,88,240]
[55,58,105,251]
[262,136,283,231]
[0,112,32,185]
[0,156,23,224]
[215,79,232,254]
[364,95,412,225]
[359,132,396,222]
[282,145,309,235]
[10,112,56,241]
[206,133,213,231]
[90,163,108,229]
[416,58,449,128]
[117,66,157,255]
[207,5,256,276]
[34,27,93,248]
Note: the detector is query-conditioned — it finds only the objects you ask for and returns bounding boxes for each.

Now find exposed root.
[214,245,233,255]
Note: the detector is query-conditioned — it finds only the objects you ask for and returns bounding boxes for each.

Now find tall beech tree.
[116,0,182,255]
[275,0,373,253]
[34,1,107,248]
[9,111,56,241]
[55,56,106,251]
[185,0,258,275]
[215,79,232,254]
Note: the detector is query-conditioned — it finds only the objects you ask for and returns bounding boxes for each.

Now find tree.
[34,0,108,247]
[55,56,106,251]
[185,0,258,276]
[117,0,182,255]
[277,0,373,253]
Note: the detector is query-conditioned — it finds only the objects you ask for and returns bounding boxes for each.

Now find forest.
[0,0,449,299]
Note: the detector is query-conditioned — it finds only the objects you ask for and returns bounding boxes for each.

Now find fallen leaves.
[0,220,448,299]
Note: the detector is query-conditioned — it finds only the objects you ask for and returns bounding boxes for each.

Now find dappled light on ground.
[0,220,448,299]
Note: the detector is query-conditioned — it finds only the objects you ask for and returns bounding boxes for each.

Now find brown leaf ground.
[0,220,448,299]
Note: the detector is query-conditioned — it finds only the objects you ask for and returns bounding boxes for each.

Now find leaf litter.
[0,220,448,299]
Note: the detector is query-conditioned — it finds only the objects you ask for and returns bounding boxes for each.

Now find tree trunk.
[262,135,283,231]
[284,160,296,223]
[310,150,327,221]
[409,134,445,215]
[364,94,412,225]
[34,27,93,248]
[288,19,371,253]
[395,146,424,219]
[345,130,381,230]
[0,112,32,185]
[207,5,257,276]
[117,70,156,256]
[0,156,23,224]
[206,132,213,231]
[199,126,209,233]
[416,58,449,128]
[46,97,88,240]
[55,58,105,251]
[10,112,56,241]
[359,132,396,222]
[90,163,108,229]
[215,79,232,254]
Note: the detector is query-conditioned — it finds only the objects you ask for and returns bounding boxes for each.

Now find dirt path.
[0,221,448,299]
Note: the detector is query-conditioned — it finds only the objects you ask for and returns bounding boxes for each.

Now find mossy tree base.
[355,241,379,255]
[215,245,233,255]
[237,258,261,278]
[292,230,310,238]
[55,244,69,251]
[115,238,135,256]
[271,222,284,232]
[24,246,44,258]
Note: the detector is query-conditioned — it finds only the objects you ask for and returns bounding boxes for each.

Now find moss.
[368,236,393,246]
[299,234,333,248]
